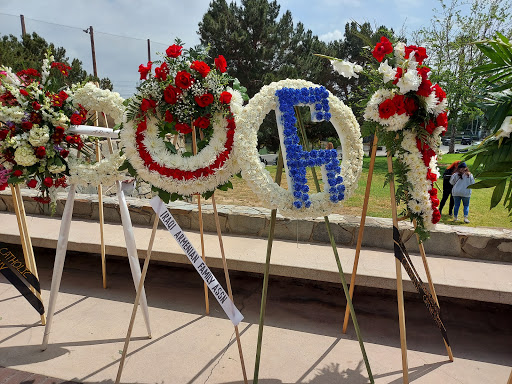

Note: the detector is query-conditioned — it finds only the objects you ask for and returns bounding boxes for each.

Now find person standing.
[450,162,475,223]
[439,160,460,217]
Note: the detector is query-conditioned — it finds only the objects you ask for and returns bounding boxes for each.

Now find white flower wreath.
[68,82,126,185]
[235,79,363,219]
[119,92,243,196]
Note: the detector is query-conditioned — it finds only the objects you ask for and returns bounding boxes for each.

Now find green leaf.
[181,151,193,158]
[491,179,507,209]
[164,141,177,154]
[470,179,504,189]
[202,189,215,200]
[170,193,183,202]
[217,180,233,191]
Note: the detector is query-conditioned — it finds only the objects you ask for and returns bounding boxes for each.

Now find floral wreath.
[120,42,245,200]
[0,51,89,205]
[235,79,363,219]
[324,37,448,239]
[67,82,127,186]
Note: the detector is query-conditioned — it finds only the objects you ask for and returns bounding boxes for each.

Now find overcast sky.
[0,0,438,98]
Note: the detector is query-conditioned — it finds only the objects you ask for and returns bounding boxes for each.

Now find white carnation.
[378,60,397,83]
[331,60,362,79]
[396,70,422,94]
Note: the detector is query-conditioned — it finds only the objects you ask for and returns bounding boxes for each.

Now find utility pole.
[20,15,26,36]
[84,26,98,77]
[147,39,151,62]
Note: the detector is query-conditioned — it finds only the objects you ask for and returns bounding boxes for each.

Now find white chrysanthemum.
[378,60,397,83]
[28,125,50,146]
[396,70,422,94]
[14,145,38,166]
[331,60,362,79]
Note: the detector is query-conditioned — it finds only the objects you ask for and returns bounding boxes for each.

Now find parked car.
[461,137,472,145]
[441,137,451,146]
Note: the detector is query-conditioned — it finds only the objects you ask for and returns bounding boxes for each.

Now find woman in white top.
[449,162,475,223]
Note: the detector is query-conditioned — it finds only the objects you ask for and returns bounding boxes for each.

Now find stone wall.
[1,189,511,262]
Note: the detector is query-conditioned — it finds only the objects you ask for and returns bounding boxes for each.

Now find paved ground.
[0,247,511,384]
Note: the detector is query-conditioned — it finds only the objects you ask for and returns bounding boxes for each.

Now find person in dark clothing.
[439,160,461,217]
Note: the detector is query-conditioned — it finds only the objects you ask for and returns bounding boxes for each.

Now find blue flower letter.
[275,87,345,209]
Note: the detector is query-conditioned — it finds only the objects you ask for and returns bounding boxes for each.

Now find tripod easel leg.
[387,154,409,384]
[343,134,378,333]
[211,193,248,384]
[115,215,159,384]
[42,185,76,349]
[10,184,46,325]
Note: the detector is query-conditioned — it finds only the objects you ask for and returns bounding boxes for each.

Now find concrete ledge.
[1,211,511,305]
[1,189,512,262]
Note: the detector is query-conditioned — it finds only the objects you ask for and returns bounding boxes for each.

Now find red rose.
[195,93,214,108]
[429,187,438,196]
[392,94,406,115]
[70,113,83,125]
[163,84,181,105]
[155,62,169,81]
[417,66,430,80]
[372,36,393,62]
[424,120,436,134]
[0,129,9,140]
[427,169,437,182]
[27,179,37,188]
[416,79,432,97]
[175,71,193,89]
[138,61,152,80]
[175,122,192,134]
[436,112,448,128]
[32,101,41,110]
[214,55,227,73]
[190,60,211,77]
[193,116,210,129]
[433,84,446,102]
[35,146,46,158]
[55,126,66,135]
[404,97,418,116]
[219,91,232,104]
[166,44,183,58]
[378,98,396,119]
[43,177,53,188]
[60,149,69,158]
[21,121,33,130]
[13,169,23,177]
[140,98,157,112]
[20,89,29,97]
[431,196,440,208]
[165,110,174,123]
[405,45,428,65]
[432,209,441,224]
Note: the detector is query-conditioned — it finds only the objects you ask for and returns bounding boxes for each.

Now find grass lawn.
[213,154,511,229]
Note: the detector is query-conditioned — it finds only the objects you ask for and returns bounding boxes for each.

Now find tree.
[0,32,112,90]
[415,0,512,153]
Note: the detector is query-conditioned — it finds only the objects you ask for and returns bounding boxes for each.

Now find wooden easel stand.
[295,109,373,383]
[10,184,46,325]
[387,153,410,384]
[253,151,284,384]
[192,126,210,314]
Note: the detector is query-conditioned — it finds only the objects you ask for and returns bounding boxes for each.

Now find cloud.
[319,29,344,42]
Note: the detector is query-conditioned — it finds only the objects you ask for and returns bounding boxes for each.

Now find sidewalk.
[0,248,511,383]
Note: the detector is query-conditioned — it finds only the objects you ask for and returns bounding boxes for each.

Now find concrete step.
[1,211,511,305]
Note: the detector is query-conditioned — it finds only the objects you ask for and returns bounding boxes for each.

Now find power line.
[0,12,168,45]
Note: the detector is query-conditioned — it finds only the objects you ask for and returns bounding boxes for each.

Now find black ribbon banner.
[392,227,449,346]
[0,242,45,315]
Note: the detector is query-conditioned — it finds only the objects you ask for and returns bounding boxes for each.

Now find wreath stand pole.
[342,133,379,333]
[413,219,453,361]
[294,108,374,383]
[115,215,159,384]
[253,150,284,384]
[211,193,248,384]
[192,126,210,315]
[95,139,107,289]
[387,153,409,384]
[10,184,46,325]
